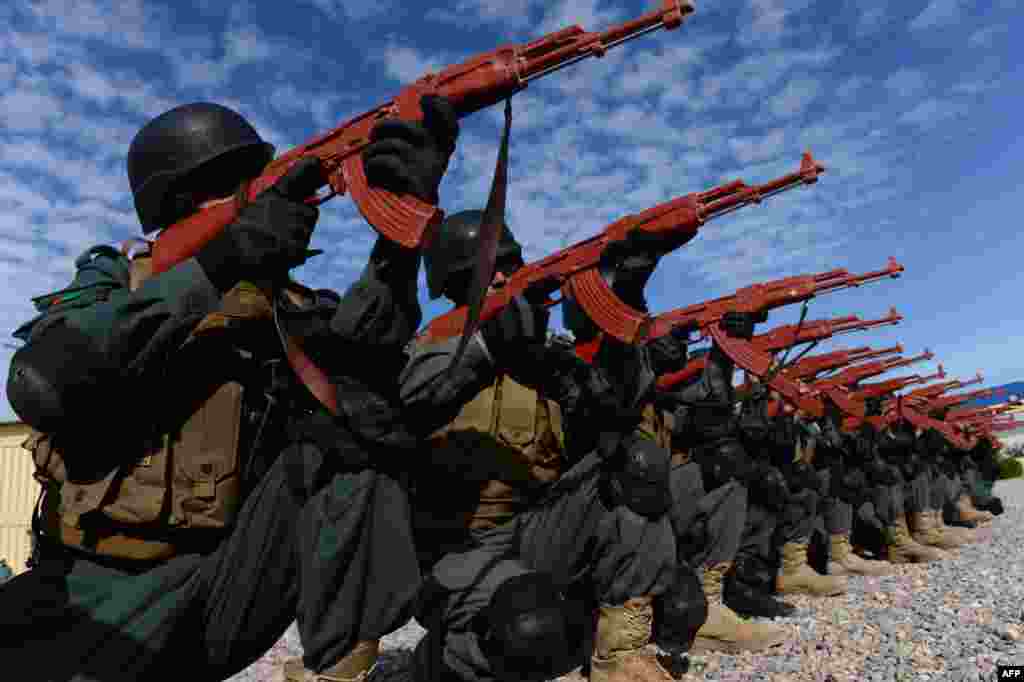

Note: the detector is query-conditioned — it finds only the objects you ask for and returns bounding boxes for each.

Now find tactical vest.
[415,375,566,535]
[24,257,287,561]
[414,373,677,538]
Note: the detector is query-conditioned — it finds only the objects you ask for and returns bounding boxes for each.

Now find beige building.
[0,420,38,574]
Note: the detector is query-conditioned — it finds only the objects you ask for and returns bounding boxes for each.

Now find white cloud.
[537,0,624,35]
[0,89,65,132]
[952,79,1000,96]
[884,69,929,98]
[379,43,450,83]
[909,0,966,31]
[767,77,822,118]
[968,25,1008,48]
[694,46,841,112]
[3,28,83,65]
[738,0,814,46]
[728,129,787,165]
[835,76,870,101]
[857,6,886,36]
[25,0,166,50]
[426,0,535,31]
[900,98,965,127]
[308,0,394,21]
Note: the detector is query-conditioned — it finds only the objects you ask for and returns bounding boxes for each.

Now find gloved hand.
[647,327,689,376]
[747,462,788,510]
[836,467,867,504]
[196,156,323,292]
[600,436,673,520]
[789,460,821,494]
[362,95,459,204]
[480,295,550,370]
[720,311,766,340]
[821,421,844,449]
[868,456,902,486]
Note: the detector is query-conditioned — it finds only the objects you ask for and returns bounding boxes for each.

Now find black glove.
[196,157,323,292]
[601,436,673,520]
[480,295,550,369]
[789,461,821,494]
[720,311,765,340]
[747,462,788,510]
[362,95,459,204]
[836,467,867,504]
[647,328,689,376]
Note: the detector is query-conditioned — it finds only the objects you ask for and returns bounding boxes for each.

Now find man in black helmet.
[397,210,686,682]
[2,95,463,682]
[643,338,790,653]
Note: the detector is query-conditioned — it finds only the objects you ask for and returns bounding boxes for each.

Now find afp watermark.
[998,665,1024,679]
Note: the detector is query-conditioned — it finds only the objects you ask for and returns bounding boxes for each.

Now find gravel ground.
[228,479,1024,682]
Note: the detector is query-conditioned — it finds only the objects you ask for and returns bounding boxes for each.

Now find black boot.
[975,497,1004,515]
[943,502,977,528]
[724,559,796,619]
[724,573,796,618]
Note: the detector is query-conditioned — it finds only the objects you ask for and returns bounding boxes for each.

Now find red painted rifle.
[850,365,947,401]
[421,152,826,344]
[902,372,983,404]
[151,0,694,271]
[920,387,1006,416]
[781,345,903,383]
[656,308,902,390]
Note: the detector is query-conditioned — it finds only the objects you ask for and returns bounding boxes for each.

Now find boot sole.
[779,588,846,596]
[691,632,787,655]
[827,561,892,577]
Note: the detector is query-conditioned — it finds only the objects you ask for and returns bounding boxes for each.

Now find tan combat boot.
[955,494,994,525]
[282,640,379,682]
[692,562,788,654]
[588,596,679,682]
[827,533,892,576]
[776,542,847,597]
[884,515,949,564]
[934,509,980,544]
[909,510,964,551]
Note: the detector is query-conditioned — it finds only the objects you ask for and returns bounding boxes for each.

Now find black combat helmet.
[424,209,523,301]
[127,102,275,234]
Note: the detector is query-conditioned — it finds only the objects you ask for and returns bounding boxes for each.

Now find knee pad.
[474,573,588,682]
[653,565,707,655]
[603,438,673,519]
[7,321,115,433]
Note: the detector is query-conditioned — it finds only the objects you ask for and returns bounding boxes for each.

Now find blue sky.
[1,0,1022,422]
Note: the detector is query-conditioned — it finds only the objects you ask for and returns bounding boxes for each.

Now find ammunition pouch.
[25,379,246,561]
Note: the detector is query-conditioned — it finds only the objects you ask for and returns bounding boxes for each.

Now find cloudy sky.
[1,0,1022,421]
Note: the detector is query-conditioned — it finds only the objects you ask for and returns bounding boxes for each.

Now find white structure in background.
[0,420,37,574]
